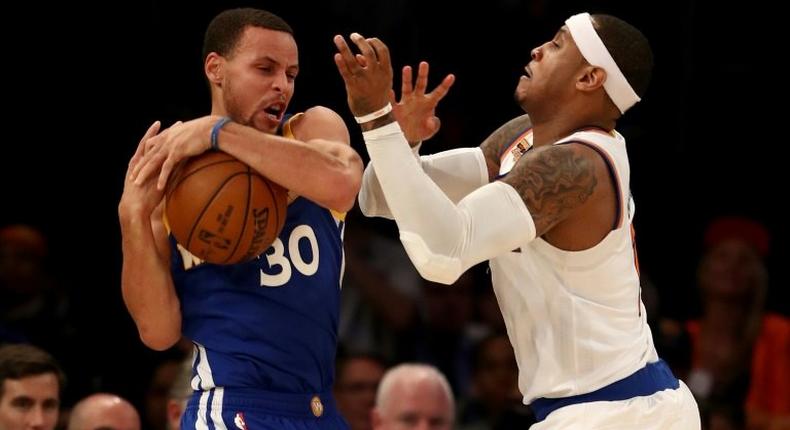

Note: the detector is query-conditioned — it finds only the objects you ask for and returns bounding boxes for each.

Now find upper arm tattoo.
[502,144,598,236]
[480,114,532,181]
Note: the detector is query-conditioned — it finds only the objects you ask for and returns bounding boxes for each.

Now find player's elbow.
[413,263,462,285]
[400,232,463,285]
[357,191,381,218]
[328,156,363,212]
[138,324,181,351]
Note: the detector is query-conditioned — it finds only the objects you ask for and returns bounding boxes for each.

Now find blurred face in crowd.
[698,238,766,300]
[0,373,60,430]
[474,336,521,407]
[335,357,385,430]
[373,376,453,430]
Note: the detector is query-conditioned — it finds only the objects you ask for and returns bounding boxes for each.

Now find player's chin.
[513,86,528,106]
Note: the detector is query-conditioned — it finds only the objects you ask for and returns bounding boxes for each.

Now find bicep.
[479,114,532,181]
[501,144,599,236]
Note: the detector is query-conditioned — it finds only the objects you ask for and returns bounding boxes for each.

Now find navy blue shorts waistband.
[186,387,338,419]
[530,359,679,421]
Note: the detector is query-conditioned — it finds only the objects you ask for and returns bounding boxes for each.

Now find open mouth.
[523,66,533,79]
[263,103,285,122]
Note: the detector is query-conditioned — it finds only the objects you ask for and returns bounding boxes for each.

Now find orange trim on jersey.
[499,128,533,165]
[560,138,625,229]
[281,112,304,139]
[631,225,641,276]
[576,126,617,138]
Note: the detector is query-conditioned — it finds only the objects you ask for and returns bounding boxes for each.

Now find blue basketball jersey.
[169,114,345,397]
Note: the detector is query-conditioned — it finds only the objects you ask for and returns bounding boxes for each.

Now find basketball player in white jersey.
[333,12,701,428]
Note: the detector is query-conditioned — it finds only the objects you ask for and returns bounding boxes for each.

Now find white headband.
[565,12,640,113]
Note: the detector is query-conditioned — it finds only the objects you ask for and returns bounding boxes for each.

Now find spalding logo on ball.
[165,151,288,265]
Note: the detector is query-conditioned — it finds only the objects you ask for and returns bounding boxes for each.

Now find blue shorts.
[530,359,679,421]
[181,388,349,430]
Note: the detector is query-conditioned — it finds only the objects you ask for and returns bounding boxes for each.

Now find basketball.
[165,151,288,265]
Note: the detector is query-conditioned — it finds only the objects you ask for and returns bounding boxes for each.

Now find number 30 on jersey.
[259,225,319,287]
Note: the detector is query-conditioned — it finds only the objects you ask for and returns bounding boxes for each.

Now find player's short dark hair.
[203,8,293,62]
[592,14,654,98]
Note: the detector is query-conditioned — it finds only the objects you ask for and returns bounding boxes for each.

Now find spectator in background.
[340,217,421,362]
[0,343,64,430]
[665,216,790,429]
[0,225,73,353]
[334,352,386,430]
[372,363,454,430]
[165,357,193,430]
[144,354,187,430]
[458,333,535,429]
[67,393,140,430]
[408,272,478,396]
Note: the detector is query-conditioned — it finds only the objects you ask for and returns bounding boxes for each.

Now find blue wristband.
[211,117,232,151]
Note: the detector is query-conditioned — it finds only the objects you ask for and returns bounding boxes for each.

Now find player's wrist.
[211,117,233,151]
[359,111,396,132]
[354,103,392,124]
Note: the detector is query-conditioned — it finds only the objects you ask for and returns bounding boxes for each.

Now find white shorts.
[531,380,700,429]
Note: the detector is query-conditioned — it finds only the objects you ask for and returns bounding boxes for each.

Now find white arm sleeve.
[363,122,536,284]
[358,146,489,219]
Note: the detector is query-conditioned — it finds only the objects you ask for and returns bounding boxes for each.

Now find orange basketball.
[165,151,287,265]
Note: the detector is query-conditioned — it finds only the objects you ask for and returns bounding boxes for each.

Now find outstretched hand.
[119,121,165,218]
[333,33,393,118]
[391,62,454,144]
[130,116,219,191]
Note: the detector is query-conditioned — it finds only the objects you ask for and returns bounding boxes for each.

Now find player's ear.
[205,53,224,86]
[576,65,605,93]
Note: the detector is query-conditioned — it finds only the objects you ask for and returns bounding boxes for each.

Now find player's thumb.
[428,116,441,133]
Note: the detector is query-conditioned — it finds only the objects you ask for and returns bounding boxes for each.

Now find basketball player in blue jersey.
[334,13,701,429]
[119,8,362,429]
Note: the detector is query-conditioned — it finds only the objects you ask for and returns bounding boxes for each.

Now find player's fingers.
[429,74,456,102]
[414,61,430,94]
[157,156,176,191]
[334,53,354,82]
[132,144,152,179]
[333,35,363,77]
[428,116,441,132]
[401,65,413,98]
[367,37,391,70]
[134,153,164,186]
[349,33,377,63]
[130,121,160,172]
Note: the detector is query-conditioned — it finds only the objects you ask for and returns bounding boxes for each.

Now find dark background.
[2,0,785,406]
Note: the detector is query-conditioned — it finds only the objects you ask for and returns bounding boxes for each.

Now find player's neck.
[531,118,613,147]
[210,99,229,117]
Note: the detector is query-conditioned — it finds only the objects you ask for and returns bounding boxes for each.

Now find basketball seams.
[260,177,283,248]
[168,152,286,265]
[222,166,253,264]
[171,157,241,190]
[185,171,249,257]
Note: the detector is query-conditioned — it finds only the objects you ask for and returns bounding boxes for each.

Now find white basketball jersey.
[491,128,658,404]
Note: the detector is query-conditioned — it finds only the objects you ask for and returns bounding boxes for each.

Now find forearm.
[359,147,489,219]
[362,120,536,284]
[218,123,362,211]
[119,212,181,350]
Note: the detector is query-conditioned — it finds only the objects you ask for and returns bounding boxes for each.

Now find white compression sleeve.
[363,122,536,284]
[358,147,489,219]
